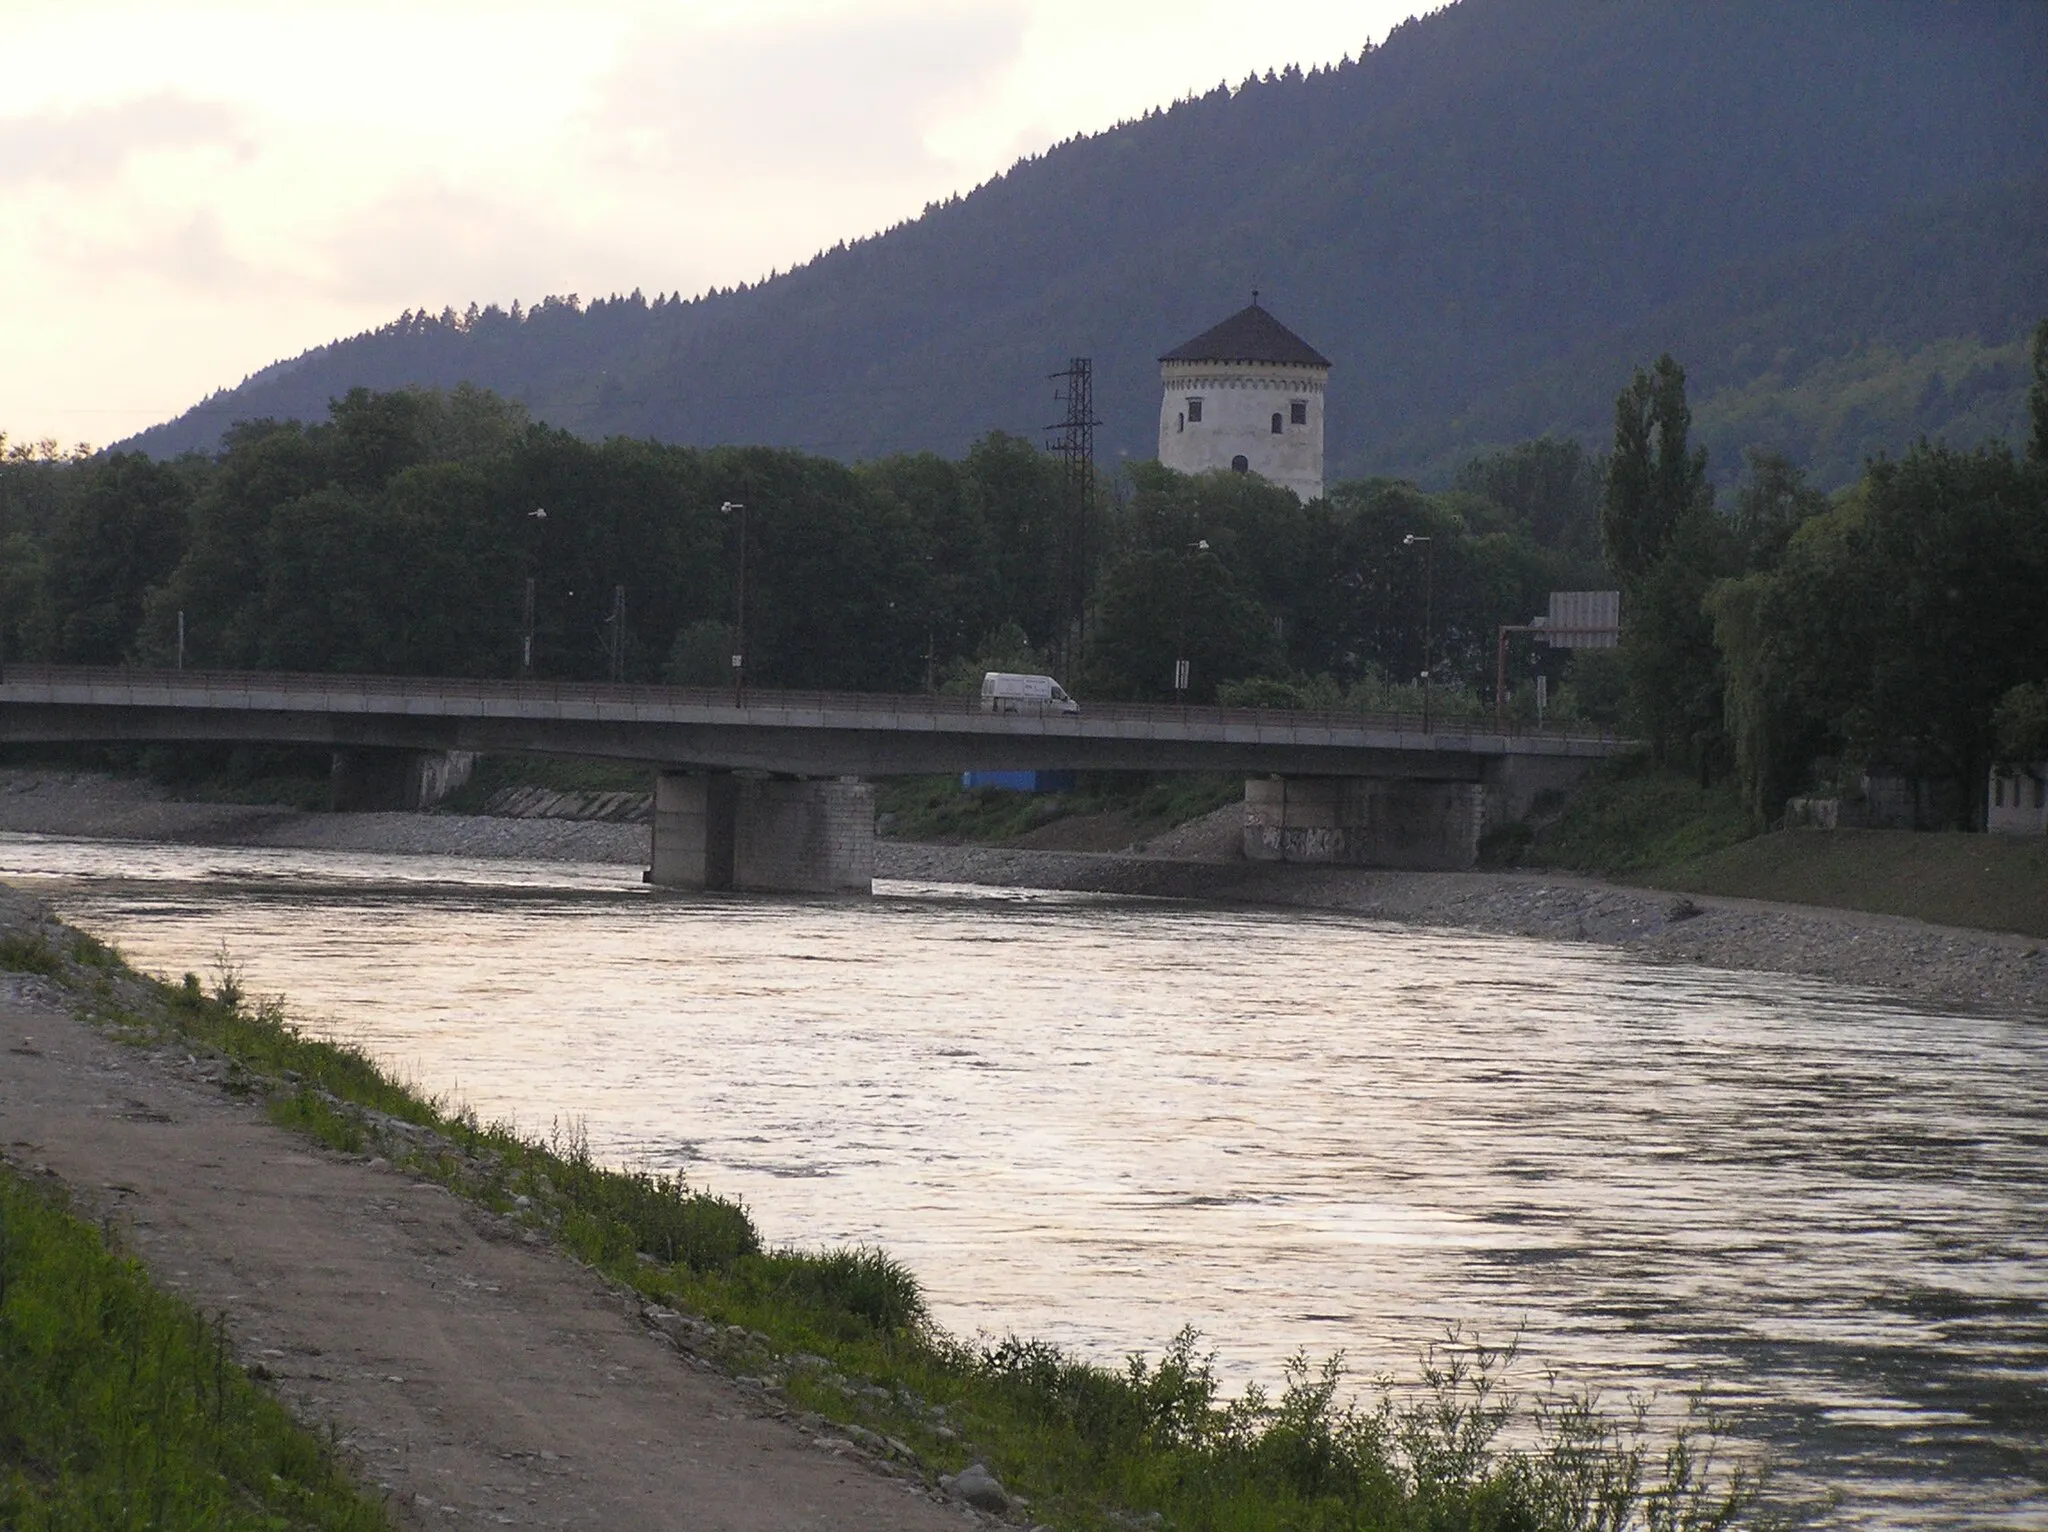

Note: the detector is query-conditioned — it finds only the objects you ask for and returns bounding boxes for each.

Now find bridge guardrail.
[0,665,1625,747]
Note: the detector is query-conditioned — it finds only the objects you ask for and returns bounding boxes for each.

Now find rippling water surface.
[4,832,2043,1527]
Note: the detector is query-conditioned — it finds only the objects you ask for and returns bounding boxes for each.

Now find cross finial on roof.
[1252,288,1260,307]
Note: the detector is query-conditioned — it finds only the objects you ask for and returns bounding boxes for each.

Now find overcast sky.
[2,0,1425,448]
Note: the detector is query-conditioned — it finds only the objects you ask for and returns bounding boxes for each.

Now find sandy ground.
[0,894,989,1532]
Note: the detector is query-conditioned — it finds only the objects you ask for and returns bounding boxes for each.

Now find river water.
[3,832,2043,1528]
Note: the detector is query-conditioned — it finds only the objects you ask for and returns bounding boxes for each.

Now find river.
[3,831,2042,1528]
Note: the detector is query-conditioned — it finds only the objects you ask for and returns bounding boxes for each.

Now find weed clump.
[544,1124,758,1273]
[0,932,62,976]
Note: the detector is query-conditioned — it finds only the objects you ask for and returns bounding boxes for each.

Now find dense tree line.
[0,386,1601,713]
[1605,321,2048,829]
[12,319,2045,833]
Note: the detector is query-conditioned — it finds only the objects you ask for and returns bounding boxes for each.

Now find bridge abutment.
[1478,753,1598,827]
[1243,776,1485,869]
[649,772,873,894]
[329,748,476,812]
[1242,755,1602,870]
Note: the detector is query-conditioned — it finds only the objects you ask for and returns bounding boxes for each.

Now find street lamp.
[1403,533,1434,733]
[1175,538,1210,708]
[722,500,748,706]
[521,508,547,677]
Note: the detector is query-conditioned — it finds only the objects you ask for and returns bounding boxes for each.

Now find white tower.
[1157,301,1331,501]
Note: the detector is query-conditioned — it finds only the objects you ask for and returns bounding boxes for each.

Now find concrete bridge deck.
[0,665,1623,780]
[2,666,1632,890]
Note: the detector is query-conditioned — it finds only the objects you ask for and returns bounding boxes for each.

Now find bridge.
[1,665,1628,892]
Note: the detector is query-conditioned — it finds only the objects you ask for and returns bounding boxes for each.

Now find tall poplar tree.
[1601,355,1730,773]
[1600,355,1707,583]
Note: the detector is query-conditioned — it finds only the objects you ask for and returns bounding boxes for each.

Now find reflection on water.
[3,832,2043,1528]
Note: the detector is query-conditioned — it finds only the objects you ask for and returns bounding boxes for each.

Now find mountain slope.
[126,0,2048,486]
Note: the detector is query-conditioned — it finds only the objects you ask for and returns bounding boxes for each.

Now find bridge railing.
[0,664,1625,745]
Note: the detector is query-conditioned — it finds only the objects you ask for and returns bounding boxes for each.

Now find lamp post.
[1403,533,1434,733]
[1175,538,1209,709]
[603,584,626,683]
[521,508,547,677]
[722,500,748,707]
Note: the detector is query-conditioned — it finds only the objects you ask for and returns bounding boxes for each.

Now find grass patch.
[1660,829,2048,939]
[1496,757,1759,877]
[25,920,1782,1531]
[1493,756,2048,937]
[0,1165,393,1531]
[0,932,63,976]
[877,772,1242,846]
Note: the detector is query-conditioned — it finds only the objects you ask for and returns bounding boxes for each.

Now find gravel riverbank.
[0,768,649,863]
[880,843,2048,1016]
[5,768,2043,1016]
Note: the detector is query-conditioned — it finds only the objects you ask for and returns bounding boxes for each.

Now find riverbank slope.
[0,883,977,1532]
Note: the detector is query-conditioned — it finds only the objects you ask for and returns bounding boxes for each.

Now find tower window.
[1177,412,1184,432]
[1291,399,1308,425]
[1186,398,1203,423]
[1271,412,1283,434]
[1230,455,1249,473]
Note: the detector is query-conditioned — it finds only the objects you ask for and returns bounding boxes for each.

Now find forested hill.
[124,0,2048,487]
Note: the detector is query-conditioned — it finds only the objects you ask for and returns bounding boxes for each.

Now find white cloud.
[0,92,249,185]
[592,6,1028,184]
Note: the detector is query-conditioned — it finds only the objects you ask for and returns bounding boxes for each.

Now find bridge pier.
[1243,776,1486,869]
[648,771,874,894]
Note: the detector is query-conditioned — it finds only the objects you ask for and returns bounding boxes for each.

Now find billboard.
[1541,591,1621,648]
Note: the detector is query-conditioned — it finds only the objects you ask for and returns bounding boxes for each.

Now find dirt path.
[0,975,972,1531]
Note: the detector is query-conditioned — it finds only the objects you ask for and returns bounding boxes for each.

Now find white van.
[980,672,1080,715]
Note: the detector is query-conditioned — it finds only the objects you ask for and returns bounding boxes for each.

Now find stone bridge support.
[1243,776,1486,869]
[649,772,874,894]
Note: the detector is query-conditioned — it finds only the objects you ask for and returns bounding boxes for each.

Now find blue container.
[960,770,1076,794]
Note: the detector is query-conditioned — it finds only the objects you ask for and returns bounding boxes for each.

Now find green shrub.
[758,1246,925,1336]
[0,933,61,976]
